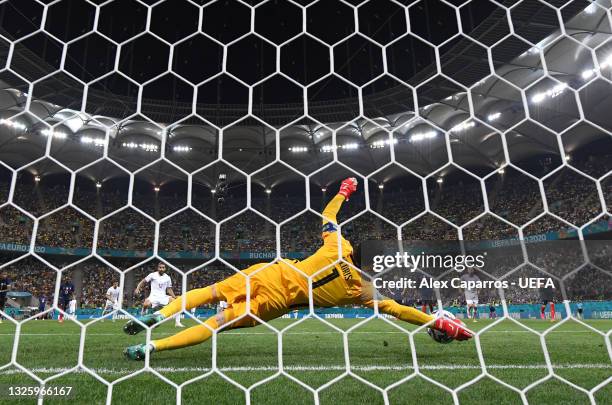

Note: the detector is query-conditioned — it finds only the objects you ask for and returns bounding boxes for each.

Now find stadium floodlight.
[487,112,501,122]
[378,184,384,190]
[173,145,192,152]
[40,128,67,139]
[450,121,476,133]
[265,188,272,194]
[81,136,106,147]
[34,175,41,182]
[154,186,160,192]
[533,82,568,103]
[96,182,102,188]
[549,82,568,97]
[340,143,359,150]
[321,144,335,153]
[370,138,398,149]
[141,143,159,152]
[211,189,216,194]
[497,168,505,174]
[321,187,326,192]
[410,131,437,142]
[122,142,159,152]
[288,146,308,153]
[581,55,612,79]
[0,118,27,131]
[582,69,595,79]
[531,92,546,103]
[565,154,571,161]
[436,178,443,184]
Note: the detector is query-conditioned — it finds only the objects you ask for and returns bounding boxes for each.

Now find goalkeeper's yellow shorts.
[214,261,307,328]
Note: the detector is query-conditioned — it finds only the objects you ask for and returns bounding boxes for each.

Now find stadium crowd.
[0,152,610,310]
[1,154,610,254]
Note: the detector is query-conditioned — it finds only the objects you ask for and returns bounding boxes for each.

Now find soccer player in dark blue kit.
[38,294,48,319]
[58,279,75,323]
[0,272,11,323]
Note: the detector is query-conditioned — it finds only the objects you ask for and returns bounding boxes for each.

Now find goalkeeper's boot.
[338,177,358,200]
[123,344,148,361]
[123,313,164,335]
[434,317,472,341]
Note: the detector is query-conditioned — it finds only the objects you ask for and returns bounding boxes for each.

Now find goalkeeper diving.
[123,178,472,360]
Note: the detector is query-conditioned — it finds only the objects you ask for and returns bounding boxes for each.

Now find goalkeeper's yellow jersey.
[274,193,365,308]
[216,194,366,314]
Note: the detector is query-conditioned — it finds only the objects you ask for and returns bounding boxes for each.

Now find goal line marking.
[1,364,610,375]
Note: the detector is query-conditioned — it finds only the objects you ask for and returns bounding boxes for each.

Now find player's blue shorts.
[59,298,71,309]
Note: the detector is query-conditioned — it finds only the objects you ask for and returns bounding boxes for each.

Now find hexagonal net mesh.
[0,0,610,403]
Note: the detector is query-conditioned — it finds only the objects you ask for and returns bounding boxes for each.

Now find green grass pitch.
[0,317,610,404]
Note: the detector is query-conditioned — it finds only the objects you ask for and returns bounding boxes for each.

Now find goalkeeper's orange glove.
[338,177,358,200]
[434,317,472,341]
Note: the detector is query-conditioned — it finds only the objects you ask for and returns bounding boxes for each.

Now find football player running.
[134,262,184,328]
[101,281,121,322]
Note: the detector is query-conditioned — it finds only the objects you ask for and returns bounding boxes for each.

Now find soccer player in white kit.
[102,281,121,321]
[217,300,228,314]
[134,262,184,327]
[460,268,480,323]
[68,298,77,320]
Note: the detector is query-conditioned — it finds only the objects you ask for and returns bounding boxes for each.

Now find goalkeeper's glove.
[338,177,358,200]
[434,317,472,341]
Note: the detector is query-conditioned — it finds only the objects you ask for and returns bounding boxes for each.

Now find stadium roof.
[0,0,610,188]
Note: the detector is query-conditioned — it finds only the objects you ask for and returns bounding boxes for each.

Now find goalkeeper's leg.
[124,308,235,360]
[123,286,220,335]
[151,294,287,353]
[152,306,248,352]
[124,297,287,360]
[123,263,268,335]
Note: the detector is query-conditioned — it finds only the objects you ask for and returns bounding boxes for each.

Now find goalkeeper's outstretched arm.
[321,177,358,238]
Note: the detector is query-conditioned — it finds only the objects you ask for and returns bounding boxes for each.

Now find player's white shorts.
[104,300,118,310]
[148,294,171,308]
[466,299,479,305]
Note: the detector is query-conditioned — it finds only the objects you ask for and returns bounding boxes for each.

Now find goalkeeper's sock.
[379,300,434,325]
[540,305,546,319]
[159,286,217,319]
[550,303,556,320]
[421,305,427,314]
